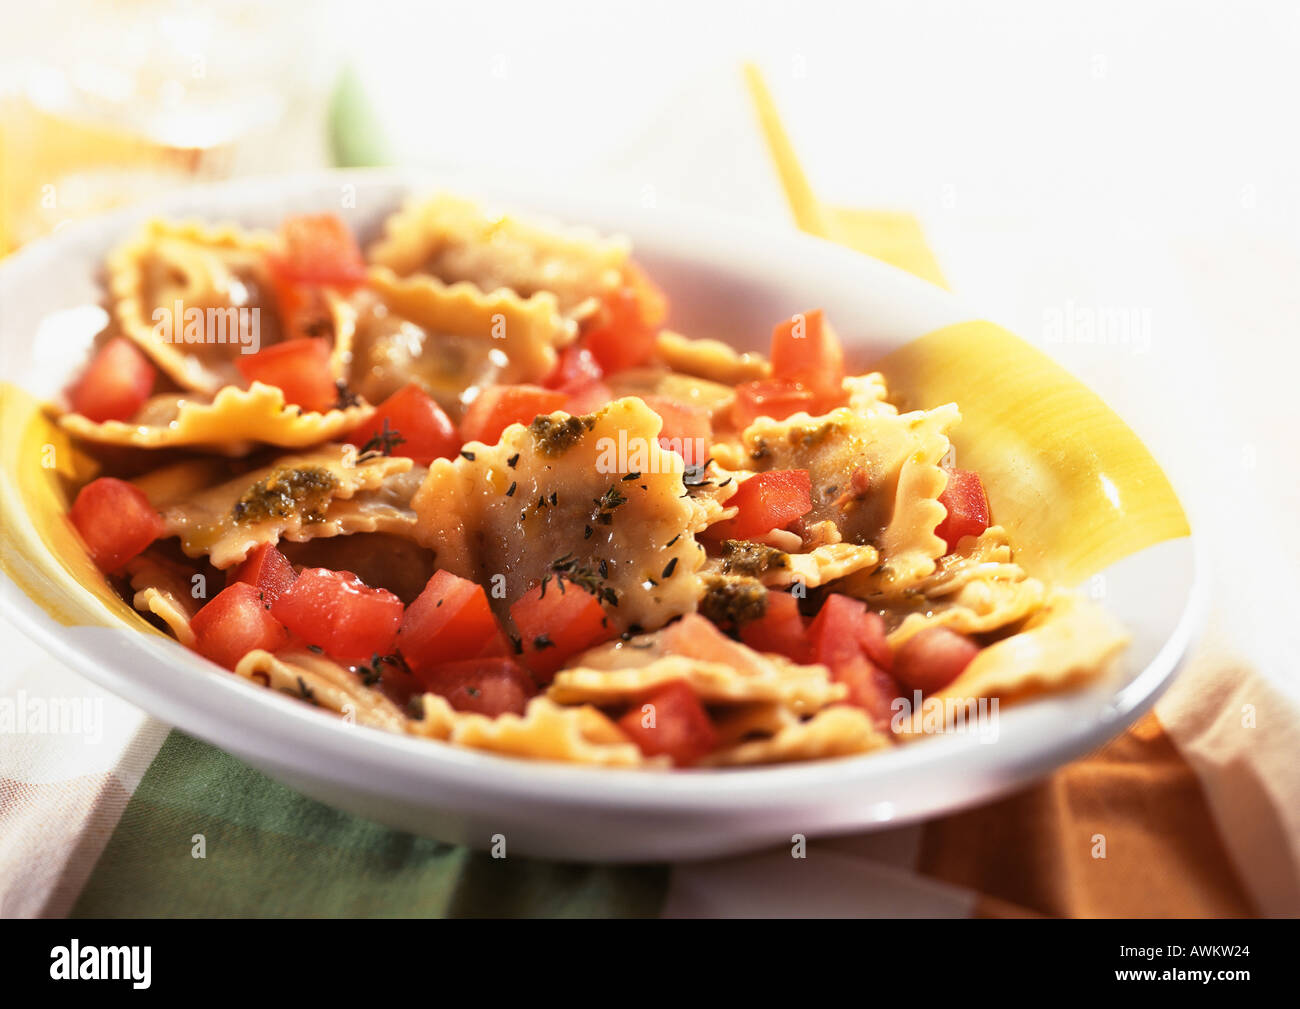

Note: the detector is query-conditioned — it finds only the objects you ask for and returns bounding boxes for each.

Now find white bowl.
[0,171,1205,861]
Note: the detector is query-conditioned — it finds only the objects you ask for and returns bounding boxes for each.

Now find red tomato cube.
[347,382,460,464]
[191,582,290,670]
[739,590,810,662]
[274,214,367,287]
[935,469,991,552]
[510,579,615,682]
[893,627,980,695]
[642,395,712,466]
[66,337,156,423]
[581,286,659,374]
[623,261,669,329]
[225,542,297,603]
[271,567,404,664]
[543,344,605,393]
[731,377,846,428]
[807,594,900,729]
[703,469,813,542]
[418,657,537,717]
[564,380,615,415]
[236,337,337,414]
[617,680,717,766]
[459,384,568,445]
[68,477,165,573]
[397,570,508,679]
[770,308,844,395]
[807,594,893,671]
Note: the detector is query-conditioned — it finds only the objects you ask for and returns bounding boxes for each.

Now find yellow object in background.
[743,63,949,289]
[743,63,1187,584]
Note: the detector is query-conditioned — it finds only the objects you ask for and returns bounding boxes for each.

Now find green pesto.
[232,466,340,524]
[530,414,595,456]
[698,574,768,627]
[720,539,790,576]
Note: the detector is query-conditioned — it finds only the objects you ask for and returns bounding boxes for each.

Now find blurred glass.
[0,0,339,252]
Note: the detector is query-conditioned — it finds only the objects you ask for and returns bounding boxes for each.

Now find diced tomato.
[266,215,365,341]
[510,579,614,682]
[703,469,812,541]
[770,308,845,395]
[807,594,899,728]
[893,627,979,695]
[624,261,669,329]
[459,384,567,445]
[731,377,846,428]
[191,582,290,670]
[397,570,509,679]
[273,214,367,288]
[739,590,810,662]
[69,477,165,573]
[225,543,297,603]
[642,395,712,466]
[935,469,991,552]
[270,568,403,664]
[543,344,605,393]
[617,680,717,766]
[832,654,901,728]
[581,286,659,374]
[236,337,337,414]
[66,337,156,423]
[418,657,537,717]
[807,594,893,671]
[347,382,459,464]
[659,614,774,676]
[564,380,615,415]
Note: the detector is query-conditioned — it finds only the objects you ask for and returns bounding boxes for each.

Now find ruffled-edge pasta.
[882,526,1046,647]
[710,538,880,590]
[351,266,574,406]
[412,398,718,632]
[139,446,413,568]
[655,330,771,386]
[894,590,1130,740]
[107,218,279,393]
[124,552,204,646]
[410,694,661,767]
[743,403,958,595]
[234,649,409,732]
[549,653,845,711]
[57,381,375,455]
[368,192,630,314]
[700,705,890,766]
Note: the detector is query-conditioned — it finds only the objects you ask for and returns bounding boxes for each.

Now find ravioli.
[552,615,845,711]
[235,648,409,731]
[107,219,281,393]
[744,404,959,595]
[700,705,890,766]
[138,446,413,568]
[350,267,574,414]
[411,694,659,767]
[411,397,715,631]
[59,382,374,455]
[881,526,1046,646]
[124,552,205,646]
[927,590,1129,704]
[368,192,629,314]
